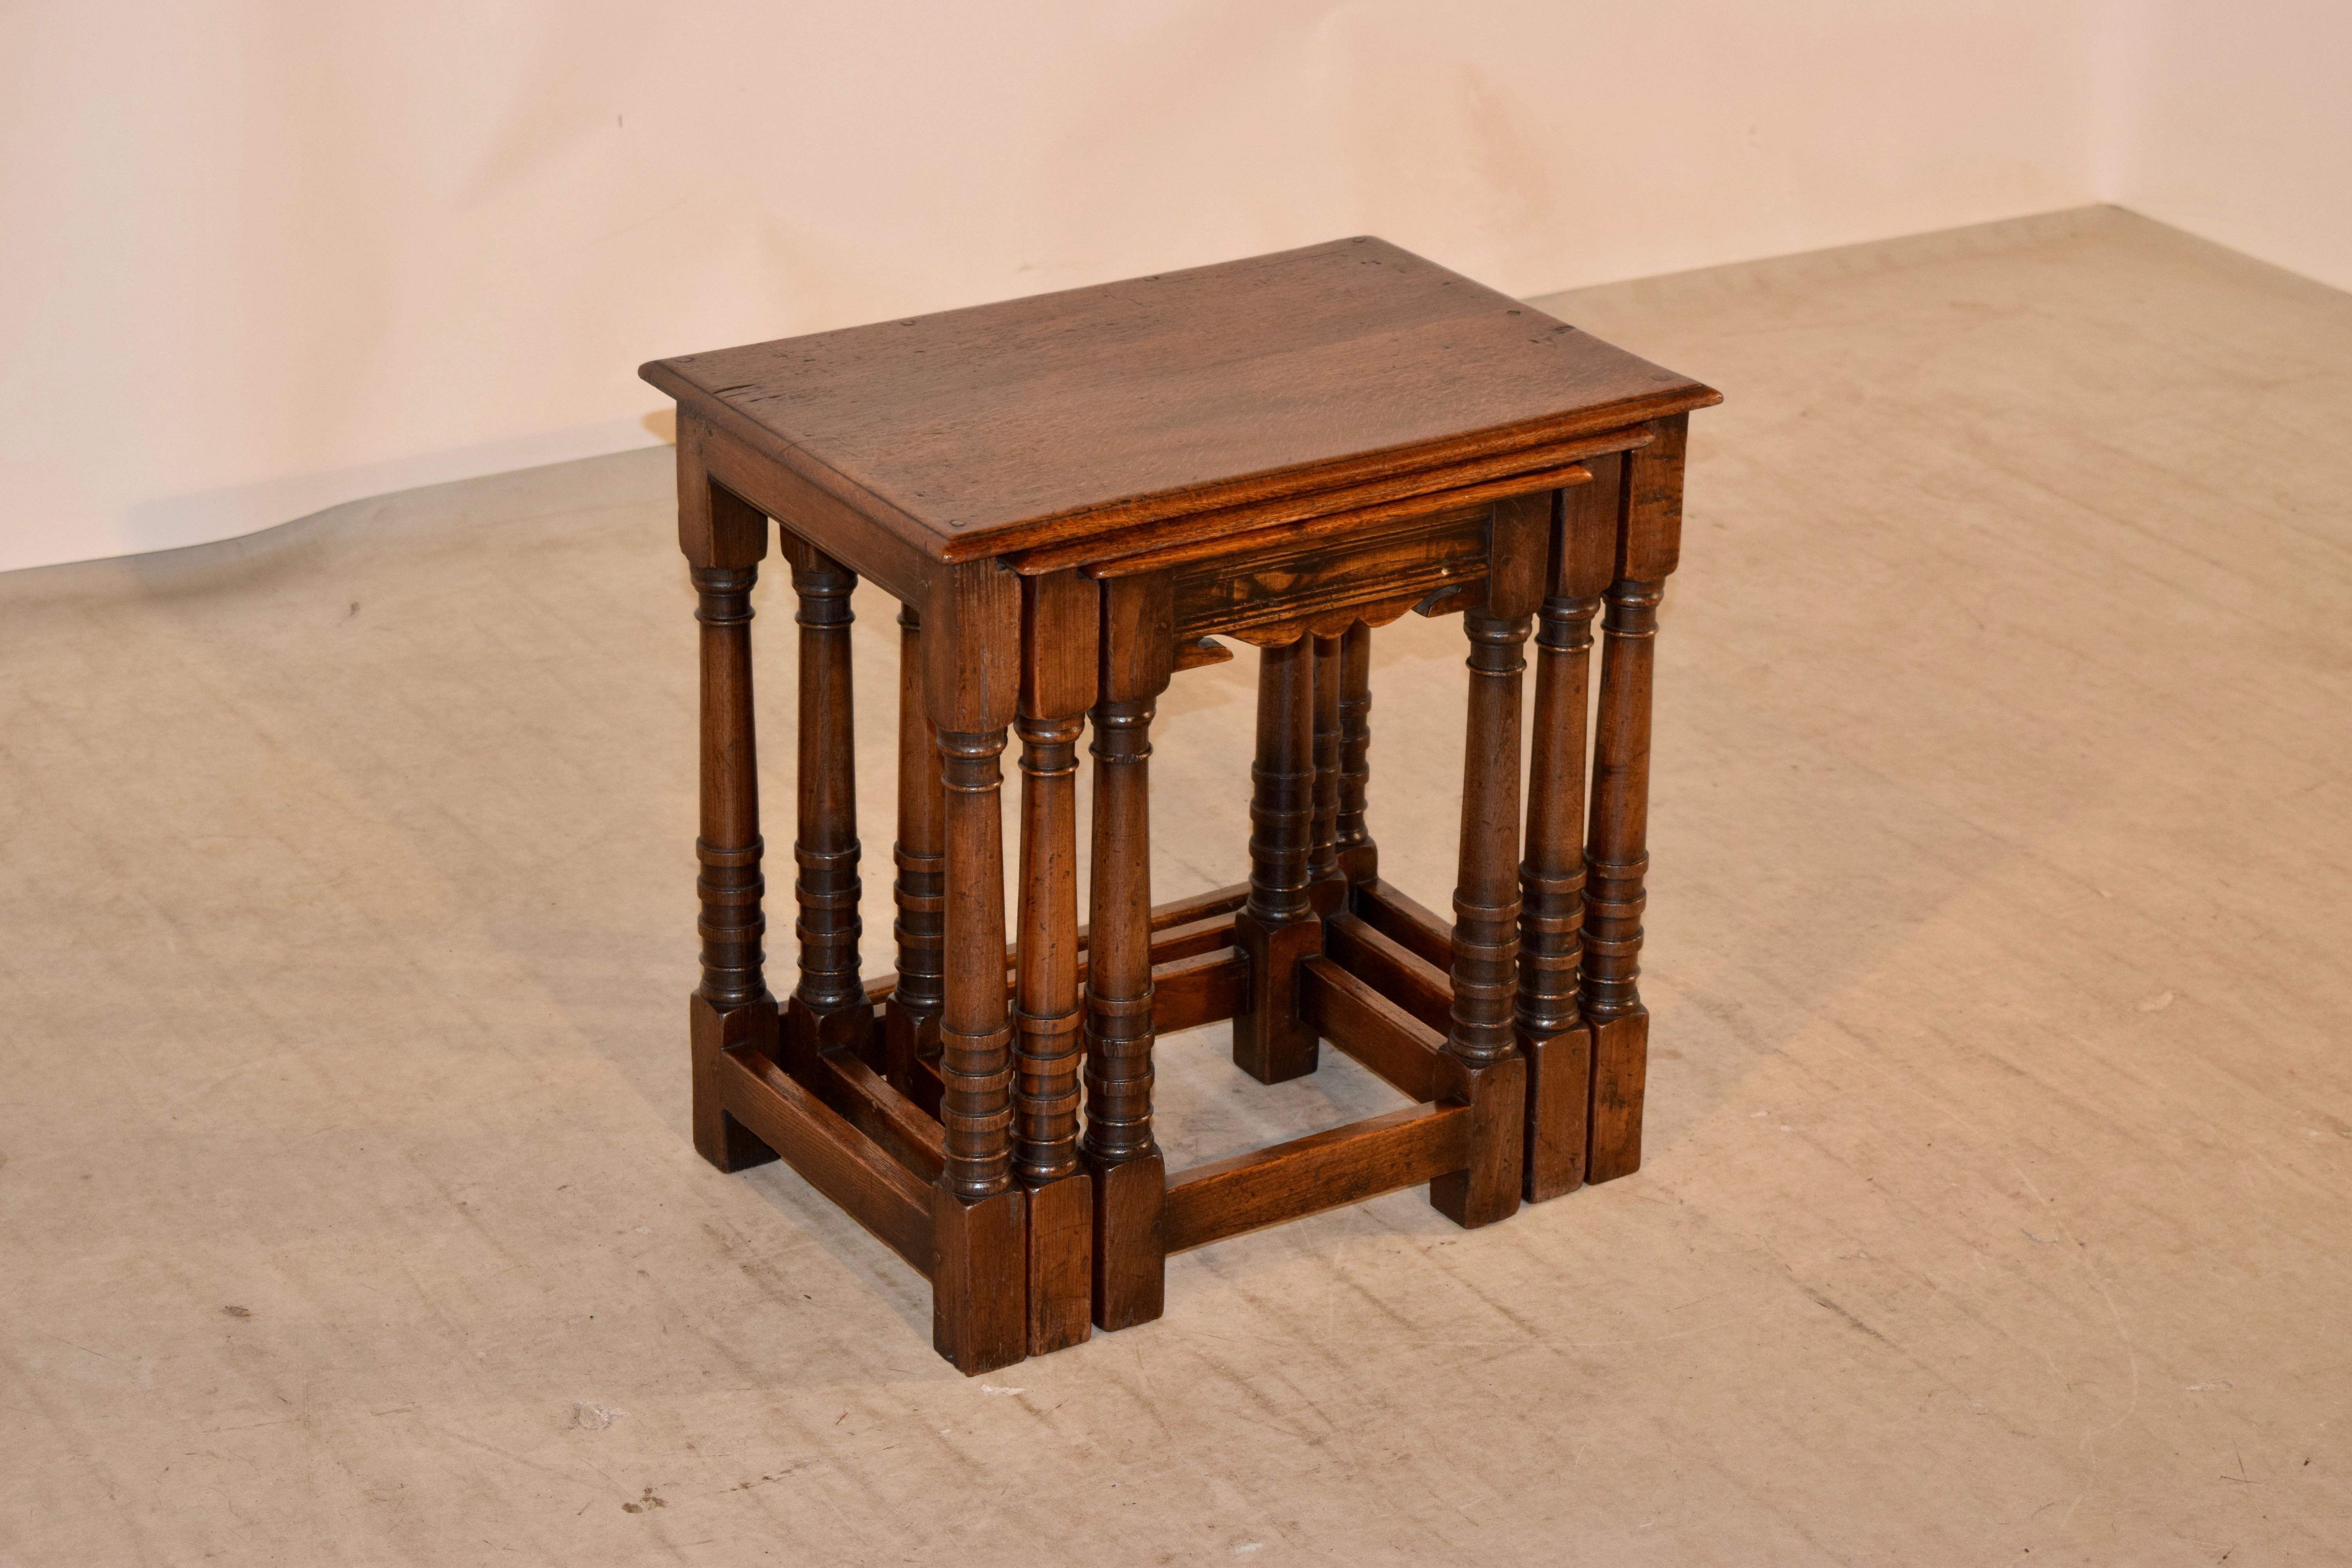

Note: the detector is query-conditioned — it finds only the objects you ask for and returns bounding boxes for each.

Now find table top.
[642,237,1717,565]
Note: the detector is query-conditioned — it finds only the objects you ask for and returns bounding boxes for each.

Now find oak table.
[642,237,1719,1374]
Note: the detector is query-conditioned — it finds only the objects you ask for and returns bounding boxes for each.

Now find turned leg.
[1583,577,1659,1182]
[782,538,868,1070]
[1231,635,1320,1083]
[683,469,779,1172]
[1430,493,1545,1227]
[1583,417,1688,1184]
[1431,606,1532,1226]
[1013,572,1097,1354]
[927,563,1027,1375]
[887,605,947,1104]
[1519,463,1617,1201]
[1307,633,1346,915]
[1084,574,1174,1331]
[1334,621,1378,887]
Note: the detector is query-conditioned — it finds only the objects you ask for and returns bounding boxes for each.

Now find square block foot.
[1522,1023,1592,1202]
[1091,1153,1165,1331]
[1430,1054,1525,1229]
[1230,913,1322,1084]
[1586,1010,1648,1185]
[691,992,780,1172]
[1026,1171,1094,1356]
[933,1185,1029,1376]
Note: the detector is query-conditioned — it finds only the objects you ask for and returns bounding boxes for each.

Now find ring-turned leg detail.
[1232,636,1321,1085]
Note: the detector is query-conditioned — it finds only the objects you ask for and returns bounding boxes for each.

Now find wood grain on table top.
[642,237,1719,564]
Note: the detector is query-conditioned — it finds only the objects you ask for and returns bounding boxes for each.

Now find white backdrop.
[2,1,2339,574]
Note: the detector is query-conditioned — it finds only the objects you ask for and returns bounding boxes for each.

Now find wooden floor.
[4,207,2348,1563]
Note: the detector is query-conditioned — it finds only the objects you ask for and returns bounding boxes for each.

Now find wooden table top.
[642,237,1717,566]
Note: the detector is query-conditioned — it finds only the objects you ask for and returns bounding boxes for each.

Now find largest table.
[642,237,1719,1374]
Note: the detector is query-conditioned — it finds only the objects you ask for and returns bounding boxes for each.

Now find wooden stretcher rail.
[1300,957,1463,1103]
[1352,879,1454,970]
[1325,913,1453,1035]
[1161,1102,1474,1254]
[1060,884,1247,964]
[717,1045,935,1276]
[1140,882,1253,933]
[807,1048,946,1182]
[878,943,1247,1033]
[907,946,1249,1107]
[866,886,1253,1006]
[1149,949,1247,1034]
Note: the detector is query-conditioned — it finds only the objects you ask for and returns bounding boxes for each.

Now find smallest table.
[642,237,1719,1374]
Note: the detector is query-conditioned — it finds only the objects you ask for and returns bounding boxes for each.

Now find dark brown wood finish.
[1429,492,1545,1230]
[1334,621,1377,886]
[1230,636,1323,1084]
[1149,949,1248,1034]
[1163,1103,1472,1255]
[1518,455,1618,1201]
[1167,505,1492,647]
[1354,879,1453,969]
[719,1048,934,1273]
[642,239,1718,568]
[1308,633,1345,914]
[685,473,779,1175]
[1012,570,1097,1355]
[1583,416,1688,1184]
[924,559,1027,1374]
[1300,958,1463,1104]
[655,240,1714,1376]
[1448,597,1532,1065]
[1080,461,1596,579]
[1014,429,1644,578]
[1083,574,1174,1330]
[1326,911,1453,1036]
[778,534,868,1069]
[886,605,947,1101]
[866,902,1251,1025]
[805,1048,946,1183]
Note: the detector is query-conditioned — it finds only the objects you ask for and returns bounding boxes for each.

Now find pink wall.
[3,2,2115,571]
[2097,0,2352,295]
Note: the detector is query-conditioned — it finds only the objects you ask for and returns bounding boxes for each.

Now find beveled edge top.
[642,238,1720,566]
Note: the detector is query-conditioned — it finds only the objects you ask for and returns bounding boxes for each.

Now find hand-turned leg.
[926,563,1026,1374]
[1427,501,1541,1229]
[887,605,947,1103]
[1519,466,1616,1201]
[1084,574,1174,1331]
[1307,633,1346,915]
[1013,570,1097,1355]
[1583,578,1661,1183]
[784,540,869,1070]
[1583,417,1688,1185]
[684,477,779,1172]
[1432,608,1531,1225]
[1231,636,1320,1084]
[1334,621,1378,887]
